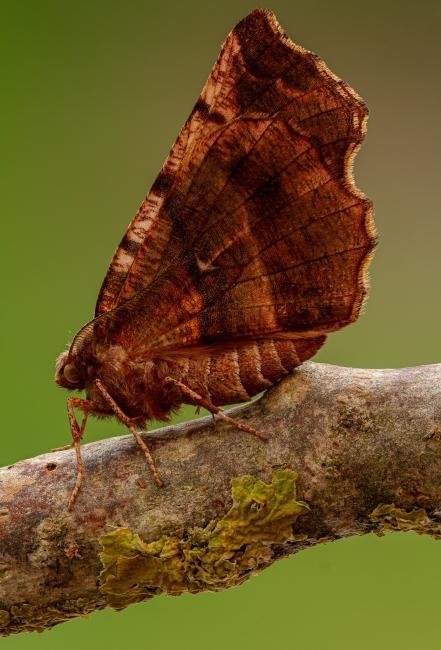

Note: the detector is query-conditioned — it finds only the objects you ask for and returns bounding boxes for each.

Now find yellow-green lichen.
[370,504,441,539]
[0,599,98,636]
[99,469,307,609]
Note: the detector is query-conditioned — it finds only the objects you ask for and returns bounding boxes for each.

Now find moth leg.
[52,397,90,510]
[52,407,88,453]
[94,379,163,488]
[164,376,267,440]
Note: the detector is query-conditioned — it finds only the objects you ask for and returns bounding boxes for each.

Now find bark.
[1,361,441,635]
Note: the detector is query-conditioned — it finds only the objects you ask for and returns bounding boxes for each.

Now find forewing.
[95,9,376,356]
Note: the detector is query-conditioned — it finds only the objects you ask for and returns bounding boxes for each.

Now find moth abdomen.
[164,336,326,409]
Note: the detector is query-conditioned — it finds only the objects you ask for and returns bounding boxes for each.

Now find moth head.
[55,350,84,390]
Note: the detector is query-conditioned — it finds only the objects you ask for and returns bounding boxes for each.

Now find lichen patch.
[370,503,441,539]
[98,469,307,609]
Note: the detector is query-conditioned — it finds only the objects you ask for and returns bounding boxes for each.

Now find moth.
[55,8,376,508]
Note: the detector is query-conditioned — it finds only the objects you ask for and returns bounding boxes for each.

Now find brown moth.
[55,8,376,508]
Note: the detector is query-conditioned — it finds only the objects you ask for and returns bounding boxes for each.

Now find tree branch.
[1,362,441,635]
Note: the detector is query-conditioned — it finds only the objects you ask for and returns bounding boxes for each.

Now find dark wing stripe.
[163,85,335,232]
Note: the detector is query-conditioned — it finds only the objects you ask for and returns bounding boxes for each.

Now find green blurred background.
[2,0,441,647]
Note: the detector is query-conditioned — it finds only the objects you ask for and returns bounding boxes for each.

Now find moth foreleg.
[94,379,163,488]
[52,397,90,510]
[53,402,89,453]
[163,376,267,440]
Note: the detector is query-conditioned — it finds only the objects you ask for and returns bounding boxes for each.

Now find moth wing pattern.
[95,8,376,360]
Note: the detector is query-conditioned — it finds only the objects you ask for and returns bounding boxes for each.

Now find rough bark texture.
[1,362,441,635]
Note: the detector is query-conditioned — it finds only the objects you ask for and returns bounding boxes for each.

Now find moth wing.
[95,9,376,356]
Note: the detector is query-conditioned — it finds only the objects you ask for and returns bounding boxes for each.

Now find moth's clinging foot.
[164,375,268,441]
[213,407,268,440]
[52,442,74,453]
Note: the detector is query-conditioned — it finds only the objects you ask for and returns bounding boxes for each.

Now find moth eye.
[63,363,80,385]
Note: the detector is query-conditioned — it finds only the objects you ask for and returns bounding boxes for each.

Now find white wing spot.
[195,255,218,273]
